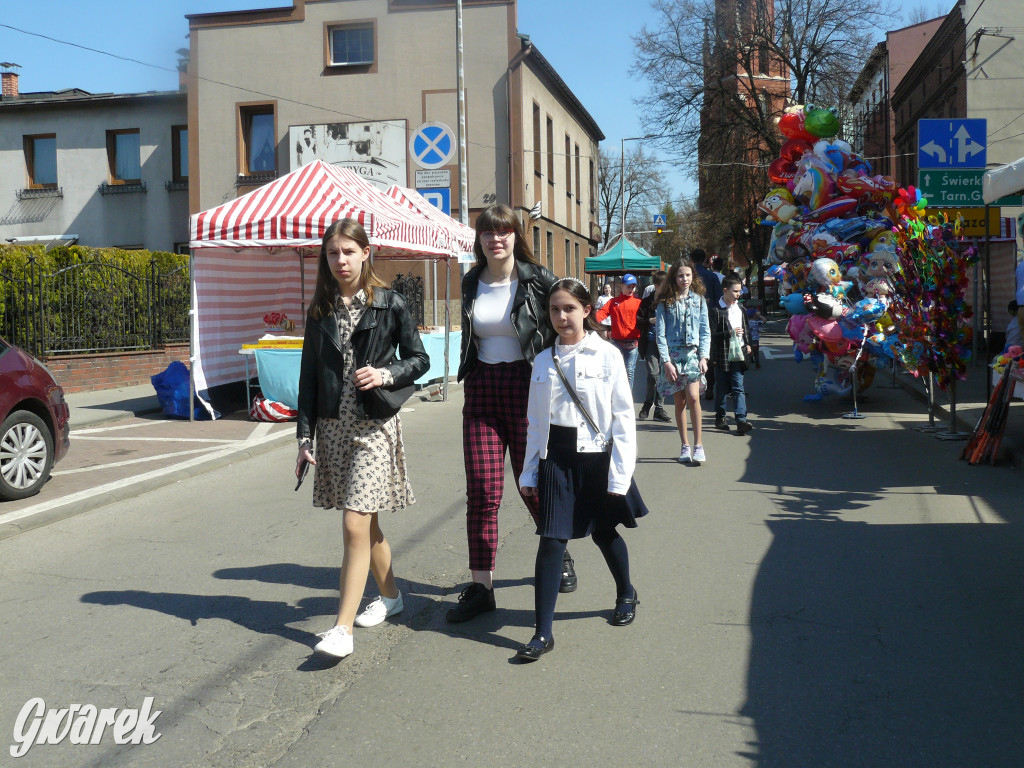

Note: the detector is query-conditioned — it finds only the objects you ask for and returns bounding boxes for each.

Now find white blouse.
[551,338,587,427]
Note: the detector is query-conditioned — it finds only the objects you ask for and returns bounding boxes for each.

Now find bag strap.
[552,353,602,436]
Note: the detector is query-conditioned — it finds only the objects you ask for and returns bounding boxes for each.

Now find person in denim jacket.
[655,258,711,465]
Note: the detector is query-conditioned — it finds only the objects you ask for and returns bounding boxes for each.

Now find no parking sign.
[410,122,456,170]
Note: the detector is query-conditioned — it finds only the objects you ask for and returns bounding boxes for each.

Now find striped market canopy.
[189,160,452,257]
[385,185,476,257]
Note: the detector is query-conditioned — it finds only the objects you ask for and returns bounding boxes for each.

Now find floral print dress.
[311,291,415,513]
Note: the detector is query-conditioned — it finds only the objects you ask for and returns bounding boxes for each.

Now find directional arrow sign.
[918,119,986,169]
[918,169,1022,207]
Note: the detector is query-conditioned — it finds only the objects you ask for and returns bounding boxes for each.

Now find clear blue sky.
[1,1,933,208]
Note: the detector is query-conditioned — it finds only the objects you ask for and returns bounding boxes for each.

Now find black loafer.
[515,635,554,662]
[559,552,578,593]
[611,589,639,626]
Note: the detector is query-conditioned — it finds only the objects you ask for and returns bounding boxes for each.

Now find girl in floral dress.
[296,219,428,659]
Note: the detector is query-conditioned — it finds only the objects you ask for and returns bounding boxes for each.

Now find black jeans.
[641,346,664,411]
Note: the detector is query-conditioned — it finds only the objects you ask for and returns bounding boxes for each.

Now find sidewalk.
[890,356,1023,468]
[66,382,163,427]
[0,384,296,540]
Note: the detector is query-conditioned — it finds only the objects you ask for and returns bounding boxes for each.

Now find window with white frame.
[328,24,374,66]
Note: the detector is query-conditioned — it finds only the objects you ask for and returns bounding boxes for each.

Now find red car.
[0,338,70,500]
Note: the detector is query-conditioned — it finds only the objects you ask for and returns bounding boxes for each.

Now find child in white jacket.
[517,278,649,661]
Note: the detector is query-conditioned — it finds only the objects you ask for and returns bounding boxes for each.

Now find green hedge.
[0,245,190,355]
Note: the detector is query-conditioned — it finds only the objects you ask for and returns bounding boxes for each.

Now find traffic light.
[656,226,664,235]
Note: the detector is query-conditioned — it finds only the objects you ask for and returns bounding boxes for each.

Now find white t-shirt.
[595,294,613,326]
[473,279,524,363]
[720,298,743,330]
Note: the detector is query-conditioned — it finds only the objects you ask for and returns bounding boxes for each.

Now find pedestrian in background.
[297,218,429,660]
[690,249,721,399]
[595,283,614,340]
[636,270,671,422]
[595,273,643,388]
[709,273,753,435]
[655,258,710,465]
[518,278,648,661]
[746,301,767,369]
[449,204,577,625]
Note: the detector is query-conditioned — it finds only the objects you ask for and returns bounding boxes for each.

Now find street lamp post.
[619,134,659,244]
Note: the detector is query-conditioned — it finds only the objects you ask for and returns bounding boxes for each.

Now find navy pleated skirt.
[537,425,650,540]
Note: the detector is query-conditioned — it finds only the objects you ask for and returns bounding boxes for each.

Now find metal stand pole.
[937,378,970,440]
[915,371,944,432]
[842,328,868,420]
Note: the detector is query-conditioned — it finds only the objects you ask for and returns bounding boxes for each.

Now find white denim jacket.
[521,332,637,495]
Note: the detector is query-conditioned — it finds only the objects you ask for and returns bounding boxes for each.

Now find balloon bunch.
[886,216,977,390]
[761,103,907,400]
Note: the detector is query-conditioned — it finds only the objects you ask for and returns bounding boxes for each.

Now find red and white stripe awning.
[189,160,452,257]
[385,185,476,257]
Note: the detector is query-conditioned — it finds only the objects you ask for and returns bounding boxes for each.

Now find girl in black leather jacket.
[447,204,581,624]
[296,218,428,659]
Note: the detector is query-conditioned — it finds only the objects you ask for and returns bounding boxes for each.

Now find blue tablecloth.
[251,331,461,406]
[254,349,302,409]
[416,331,461,385]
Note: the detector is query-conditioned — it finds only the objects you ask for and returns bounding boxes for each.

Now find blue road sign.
[418,187,451,216]
[653,214,667,226]
[918,119,986,169]
[410,122,456,170]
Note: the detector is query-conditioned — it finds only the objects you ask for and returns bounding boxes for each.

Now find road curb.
[0,429,293,541]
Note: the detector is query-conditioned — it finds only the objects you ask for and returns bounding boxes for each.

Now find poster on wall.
[289,119,407,190]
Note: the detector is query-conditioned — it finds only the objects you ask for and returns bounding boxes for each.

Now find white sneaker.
[313,625,353,658]
[354,591,404,628]
[691,445,706,465]
[677,445,692,463]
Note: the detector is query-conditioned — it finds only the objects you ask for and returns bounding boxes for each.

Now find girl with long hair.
[517,278,649,660]
[296,218,429,659]
[655,258,711,465]
[448,204,577,623]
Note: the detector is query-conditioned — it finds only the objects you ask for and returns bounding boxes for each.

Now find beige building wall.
[188,0,515,217]
[187,0,603,320]
[516,61,601,277]
[965,0,1023,223]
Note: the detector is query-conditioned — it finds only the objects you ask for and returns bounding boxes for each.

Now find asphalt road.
[3,326,1024,767]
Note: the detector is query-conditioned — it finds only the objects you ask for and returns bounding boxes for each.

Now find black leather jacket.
[457,260,557,381]
[297,288,429,441]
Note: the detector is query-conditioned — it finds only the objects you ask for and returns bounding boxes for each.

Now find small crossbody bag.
[551,354,603,441]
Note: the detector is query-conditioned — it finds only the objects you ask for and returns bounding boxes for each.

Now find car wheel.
[0,410,55,501]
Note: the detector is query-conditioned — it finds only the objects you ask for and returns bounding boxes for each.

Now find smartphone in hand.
[295,457,311,491]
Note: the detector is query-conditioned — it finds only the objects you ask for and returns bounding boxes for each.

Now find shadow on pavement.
[734,337,1024,765]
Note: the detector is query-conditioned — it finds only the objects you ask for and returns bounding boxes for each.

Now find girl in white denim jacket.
[516,279,649,662]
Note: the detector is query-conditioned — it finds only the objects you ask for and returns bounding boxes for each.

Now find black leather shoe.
[611,589,639,626]
[515,634,554,661]
[637,408,650,421]
[445,583,496,623]
[559,552,578,593]
[736,420,753,435]
[714,418,730,431]
[652,409,672,423]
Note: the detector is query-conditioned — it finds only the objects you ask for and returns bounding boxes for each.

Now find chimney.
[1,71,19,99]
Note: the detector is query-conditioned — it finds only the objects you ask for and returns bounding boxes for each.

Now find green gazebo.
[585,236,663,274]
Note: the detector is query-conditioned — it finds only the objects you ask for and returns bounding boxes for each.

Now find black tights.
[533,528,632,639]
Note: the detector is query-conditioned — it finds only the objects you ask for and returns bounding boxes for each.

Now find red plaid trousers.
[462,360,540,571]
